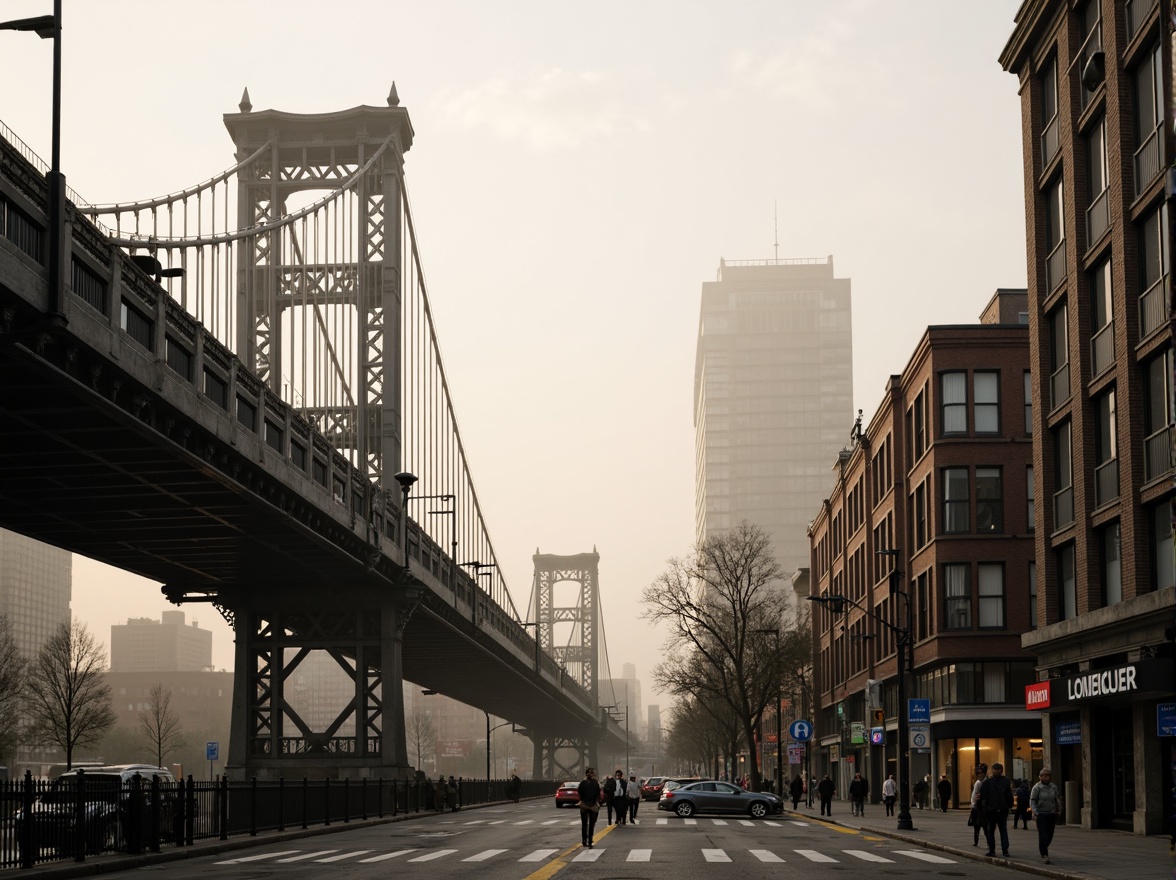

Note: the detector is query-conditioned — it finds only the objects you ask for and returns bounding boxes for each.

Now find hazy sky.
[1,1,1027,717]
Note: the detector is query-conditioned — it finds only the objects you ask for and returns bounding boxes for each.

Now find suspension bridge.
[0,87,624,781]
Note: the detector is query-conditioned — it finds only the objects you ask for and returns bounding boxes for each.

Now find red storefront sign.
[1024,681,1051,711]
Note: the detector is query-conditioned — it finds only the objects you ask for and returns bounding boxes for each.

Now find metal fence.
[0,771,553,870]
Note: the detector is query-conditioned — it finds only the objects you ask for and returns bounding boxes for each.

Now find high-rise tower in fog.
[694,257,853,576]
[0,528,71,660]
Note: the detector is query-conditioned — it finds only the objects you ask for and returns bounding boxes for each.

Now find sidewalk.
[789,801,1174,880]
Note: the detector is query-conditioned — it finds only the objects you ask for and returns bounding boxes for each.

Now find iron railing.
[1086,189,1108,248]
[1090,321,1114,378]
[0,771,553,870]
[1094,458,1119,507]
[1050,363,1070,411]
[1126,0,1158,43]
[1053,486,1074,528]
[1139,275,1167,339]
[1041,114,1059,168]
[1144,425,1174,482]
[1134,123,1162,198]
[1045,238,1066,293]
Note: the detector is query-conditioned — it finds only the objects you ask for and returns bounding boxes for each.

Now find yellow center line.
[519,823,615,880]
[827,824,862,835]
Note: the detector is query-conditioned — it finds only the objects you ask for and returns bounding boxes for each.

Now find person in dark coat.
[508,772,522,803]
[1012,778,1031,829]
[937,774,952,812]
[817,774,836,816]
[789,775,804,810]
[979,762,1014,858]
[577,768,603,848]
[848,772,869,817]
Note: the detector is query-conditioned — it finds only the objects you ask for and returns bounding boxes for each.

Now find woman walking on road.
[577,768,603,849]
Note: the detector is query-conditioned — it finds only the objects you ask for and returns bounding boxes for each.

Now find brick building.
[1000,0,1175,834]
[808,291,1039,806]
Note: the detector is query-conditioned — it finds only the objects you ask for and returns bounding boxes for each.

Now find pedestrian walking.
[508,772,522,803]
[937,774,952,812]
[434,775,450,812]
[608,769,629,825]
[969,764,988,847]
[628,775,641,823]
[1029,767,1061,864]
[882,774,898,816]
[448,776,460,811]
[979,761,1014,858]
[1012,777,1031,829]
[603,770,620,825]
[848,772,869,817]
[577,768,602,849]
[913,776,927,810]
[789,774,804,810]
[817,774,835,816]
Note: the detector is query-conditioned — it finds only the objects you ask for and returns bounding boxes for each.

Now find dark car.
[658,780,783,819]
[15,765,177,858]
[554,781,581,808]
[640,776,665,801]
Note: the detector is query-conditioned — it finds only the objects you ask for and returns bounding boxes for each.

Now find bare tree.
[643,521,800,791]
[137,683,185,767]
[25,620,117,769]
[408,709,437,771]
[0,615,26,765]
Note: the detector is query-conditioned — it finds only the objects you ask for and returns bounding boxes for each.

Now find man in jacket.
[817,774,836,816]
[848,772,869,817]
[979,762,1014,858]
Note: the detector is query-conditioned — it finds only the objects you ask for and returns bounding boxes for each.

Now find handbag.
[578,800,600,813]
[967,805,979,827]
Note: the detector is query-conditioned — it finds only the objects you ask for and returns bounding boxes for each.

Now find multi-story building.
[694,257,853,590]
[1001,0,1175,834]
[808,291,1038,806]
[110,610,213,673]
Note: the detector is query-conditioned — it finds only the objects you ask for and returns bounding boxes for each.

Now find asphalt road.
[74,801,1025,880]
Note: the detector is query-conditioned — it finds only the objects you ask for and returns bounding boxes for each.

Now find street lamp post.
[755,628,784,794]
[602,705,628,773]
[808,563,915,831]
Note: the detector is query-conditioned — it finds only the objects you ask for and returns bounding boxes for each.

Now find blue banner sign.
[1158,703,1176,737]
[908,698,930,724]
[1055,720,1081,745]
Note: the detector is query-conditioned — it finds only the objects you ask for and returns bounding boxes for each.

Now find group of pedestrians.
[968,762,1060,864]
[575,768,643,849]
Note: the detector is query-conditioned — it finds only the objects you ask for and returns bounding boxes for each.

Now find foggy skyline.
[1,0,1028,710]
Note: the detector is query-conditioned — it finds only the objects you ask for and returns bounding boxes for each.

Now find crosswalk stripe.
[573,848,604,862]
[514,820,535,825]
[738,820,755,826]
[540,819,561,825]
[796,849,838,862]
[711,819,729,825]
[627,848,652,861]
[358,850,415,862]
[763,821,783,827]
[462,849,507,862]
[316,851,370,862]
[751,849,784,862]
[895,850,956,864]
[487,819,507,825]
[215,850,301,864]
[519,849,559,862]
[656,818,668,825]
[463,819,486,824]
[683,818,697,826]
[408,849,458,862]
[703,849,731,862]
[274,851,336,863]
[844,850,894,863]
[790,821,811,826]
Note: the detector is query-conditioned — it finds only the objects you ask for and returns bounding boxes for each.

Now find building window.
[1044,178,1066,291]
[974,372,999,433]
[1149,498,1175,592]
[1086,117,1109,245]
[1099,521,1122,607]
[978,564,1005,628]
[1049,303,1069,409]
[1024,370,1032,434]
[915,569,930,642]
[1028,561,1037,630]
[1139,205,1169,338]
[976,467,1002,533]
[941,468,969,533]
[1041,55,1059,166]
[1090,258,1114,375]
[912,386,928,459]
[913,478,928,550]
[942,372,967,434]
[1026,466,1035,531]
[1133,41,1163,196]
[944,564,971,630]
[1143,347,1174,481]
[1053,420,1073,527]
[1058,543,1076,621]
[1094,388,1118,505]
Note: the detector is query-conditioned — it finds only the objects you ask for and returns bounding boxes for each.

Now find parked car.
[640,776,665,801]
[658,780,783,819]
[554,781,581,808]
[15,764,177,858]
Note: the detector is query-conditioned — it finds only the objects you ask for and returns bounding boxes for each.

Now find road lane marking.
[627,849,652,861]
[683,818,697,825]
[408,849,458,862]
[572,848,603,862]
[739,820,755,826]
[703,849,731,862]
[844,850,894,862]
[274,851,337,862]
[316,851,370,862]
[215,850,300,864]
[895,850,957,863]
[711,819,729,825]
[751,849,784,862]
[487,819,507,824]
[520,849,559,862]
[462,849,507,861]
[763,821,783,827]
[515,820,535,825]
[540,819,562,825]
[358,850,415,862]
[656,818,668,825]
[796,849,839,862]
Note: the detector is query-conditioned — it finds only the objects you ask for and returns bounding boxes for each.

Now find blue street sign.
[908,698,931,724]
[206,741,219,761]
[1157,703,1176,737]
[789,720,813,742]
[1055,720,1081,745]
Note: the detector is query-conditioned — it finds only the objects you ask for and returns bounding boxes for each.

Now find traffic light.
[871,708,885,726]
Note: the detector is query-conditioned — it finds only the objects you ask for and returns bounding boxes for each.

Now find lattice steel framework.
[532,550,600,700]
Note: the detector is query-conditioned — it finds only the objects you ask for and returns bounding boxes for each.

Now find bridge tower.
[223,85,412,483]
[531,550,600,778]
[219,90,416,781]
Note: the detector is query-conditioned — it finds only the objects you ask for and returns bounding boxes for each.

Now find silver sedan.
[657,780,783,819]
